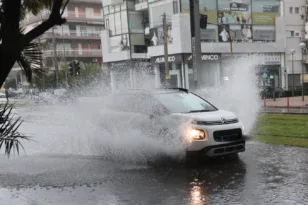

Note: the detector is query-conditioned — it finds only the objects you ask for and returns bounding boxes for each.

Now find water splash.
[196,54,262,134]
[16,55,261,162]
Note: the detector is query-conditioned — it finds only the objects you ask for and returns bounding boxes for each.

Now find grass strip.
[252,113,308,148]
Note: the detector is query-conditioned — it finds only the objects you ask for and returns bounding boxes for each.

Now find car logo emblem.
[221,118,226,124]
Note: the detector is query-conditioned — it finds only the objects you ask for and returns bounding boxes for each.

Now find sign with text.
[252,12,279,25]
[151,55,182,64]
[186,54,220,62]
[253,29,275,41]
[230,2,249,11]
[201,29,216,42]
[252,0,280,25]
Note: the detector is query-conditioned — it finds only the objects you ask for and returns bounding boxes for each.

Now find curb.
[262,106,308,109]
[259,111,308,115]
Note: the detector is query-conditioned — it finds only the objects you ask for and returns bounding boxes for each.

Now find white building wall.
[284,0,306,77]
[101,30,131,62]
[148,13,192,57]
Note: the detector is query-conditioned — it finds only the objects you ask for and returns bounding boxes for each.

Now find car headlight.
[185,128,208,143]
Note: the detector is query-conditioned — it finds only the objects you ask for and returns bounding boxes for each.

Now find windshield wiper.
[188,109,212,113]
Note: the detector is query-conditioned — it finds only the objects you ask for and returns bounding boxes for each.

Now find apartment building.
[283,0,308,91]
[22,0,104,69]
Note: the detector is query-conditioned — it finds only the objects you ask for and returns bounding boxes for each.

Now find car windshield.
[153,92,218,113]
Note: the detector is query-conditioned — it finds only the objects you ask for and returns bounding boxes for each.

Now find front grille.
[213,128,242,142]
[192,118,239,126]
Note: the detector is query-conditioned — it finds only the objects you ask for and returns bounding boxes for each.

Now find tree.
[0,0,70,87]
[0,0,71,156]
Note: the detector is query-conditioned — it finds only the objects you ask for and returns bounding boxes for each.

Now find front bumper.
[186,140,246,158]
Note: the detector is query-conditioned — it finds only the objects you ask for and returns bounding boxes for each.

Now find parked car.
[103,88,246,161]
[260,87,285,99]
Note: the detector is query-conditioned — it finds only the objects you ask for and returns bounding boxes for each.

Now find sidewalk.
[261,96,308,109]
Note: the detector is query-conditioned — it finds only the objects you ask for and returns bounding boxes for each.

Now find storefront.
[151,54,184,88]
[184,53,221,89]
[109,60,152,91]
[220,53,282,89]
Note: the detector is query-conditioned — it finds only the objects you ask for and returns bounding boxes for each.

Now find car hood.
[170,109,238,122]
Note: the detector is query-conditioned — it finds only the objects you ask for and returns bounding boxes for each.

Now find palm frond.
[17,42,46,83]
[0,101,30,157]
[23,0,54,15]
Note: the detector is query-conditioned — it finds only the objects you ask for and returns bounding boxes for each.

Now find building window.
[181,0,218,24]
[121,11,128,33]
[294,31,301,37]
[115,12,121,35]
[217,0,252,24]
[290,31,294,37]
[289,7,293,14]
[109,13,115,35]
[80,26,87,36]
[128,12,144,32]
[105,11,128,36]
[251,0,280,25]
[105,18,109,29]
[295,7,300,14]
[103,7,109,15]
[110,5,115,13]
[252,25,275,42]
[173,0,178,14]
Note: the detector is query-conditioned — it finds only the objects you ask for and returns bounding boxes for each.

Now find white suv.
[105,88,246,159]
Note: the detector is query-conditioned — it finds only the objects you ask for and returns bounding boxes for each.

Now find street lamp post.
[290,49,296,97]
[299,42,306,101]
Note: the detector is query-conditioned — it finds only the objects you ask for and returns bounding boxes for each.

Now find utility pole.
[292,54,295,96]
[229,30,233,54]
[162,13,170,88]
[52,26,59,88]
[189,0,201,90]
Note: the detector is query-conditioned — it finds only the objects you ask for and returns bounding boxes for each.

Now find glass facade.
[103,0,128,36]
[180,0,279,42]
[103,0,147,53]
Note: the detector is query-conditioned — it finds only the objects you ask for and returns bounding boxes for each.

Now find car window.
[106,93,165,115]
[153,92,217,113]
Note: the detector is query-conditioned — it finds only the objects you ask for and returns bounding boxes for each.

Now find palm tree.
[0,0,70,156]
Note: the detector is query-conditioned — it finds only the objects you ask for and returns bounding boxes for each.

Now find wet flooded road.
[1,105,307,204]
[0,142,308,205]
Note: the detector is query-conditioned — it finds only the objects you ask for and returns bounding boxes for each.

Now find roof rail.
[165,87,189,92]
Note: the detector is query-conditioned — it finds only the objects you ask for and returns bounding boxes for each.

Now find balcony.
[23,11,103,25]
[43,49,102,58]
[71,0,102,4]
[41,30,101,40]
